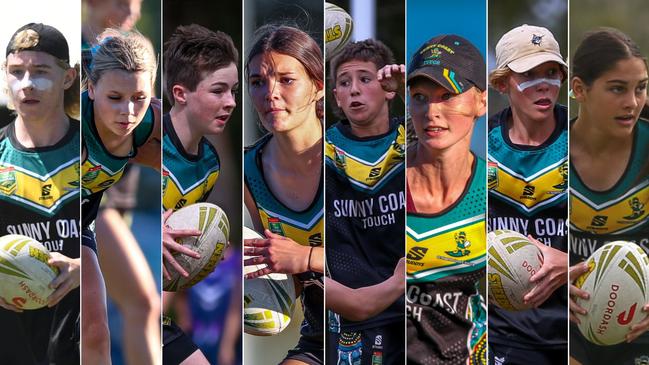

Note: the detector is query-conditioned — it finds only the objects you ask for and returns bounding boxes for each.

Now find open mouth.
[534,98,552,106]
[349,101,364,108]
[424,126,448,133]
[22,99,39,104]
[215,114,230,122]
[614,114,635,123]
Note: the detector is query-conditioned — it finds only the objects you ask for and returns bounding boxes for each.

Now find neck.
[408,142,474,196]
[509,105,556,146]
[349,106,390,138]
[572,109,631,155]
[268,116,322,173]
[170,107,202,155]
[14,111,69,148]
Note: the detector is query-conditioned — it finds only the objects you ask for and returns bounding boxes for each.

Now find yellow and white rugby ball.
[0,234,59,309]
[325,2,353,61]
[575,241,649,346]
[163,203,229,291]
[243,226,296,336]
[487,229,544,311]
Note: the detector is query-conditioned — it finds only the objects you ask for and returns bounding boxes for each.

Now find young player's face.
[333,60,392,127]
[506,61,562,123]
[248,51,322,133]
[5,51,71,122]
[89,69,152,138]
[92,0,142,31]
[576,57,648,137]
[184,62,238,135]
[409,78,485,151]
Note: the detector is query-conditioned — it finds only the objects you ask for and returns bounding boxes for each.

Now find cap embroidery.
[531,34,544,46]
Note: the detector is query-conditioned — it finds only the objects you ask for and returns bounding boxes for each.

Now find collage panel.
[405,0,487,364]
[0,1,81,364]
[242,0,325,364]
[81,0,162,363]
[486,1,569,364]
[569,0,649,364]
[324,0,406,364]
[161,0,243,364]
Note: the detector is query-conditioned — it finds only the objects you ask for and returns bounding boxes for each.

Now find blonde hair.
[4,30,80,119]
[86,29,157,88]
[488,65,567,91]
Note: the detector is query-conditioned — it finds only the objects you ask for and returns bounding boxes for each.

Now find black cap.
[408,34,485,93]
[6,23,69,63]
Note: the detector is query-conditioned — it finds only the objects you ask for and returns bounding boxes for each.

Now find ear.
[172,84,188,105]
[315,86,324,102]
[63,67,77,90]
[476,89,487,118]
[332,88,341,107]
[385,90,396,101]
[571,77,587,102]
[495,78,508,94]
[87,82,95,100]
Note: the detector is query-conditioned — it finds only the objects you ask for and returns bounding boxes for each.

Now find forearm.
[325,276,402,322]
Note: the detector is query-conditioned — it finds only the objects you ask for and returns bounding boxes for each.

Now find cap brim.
[508,52,567,73]
[407,66,466,94]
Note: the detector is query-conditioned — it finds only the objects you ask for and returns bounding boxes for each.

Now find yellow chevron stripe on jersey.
[570,181,649,235]
[81,157,124,195]
[0,160,79,215]
[407,216,486,281]
[325,124,405,191]
[257,208,324,247]
[490,157,567,212]
[163,169,219,210]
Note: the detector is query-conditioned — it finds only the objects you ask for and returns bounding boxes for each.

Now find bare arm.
[326,258,405,322]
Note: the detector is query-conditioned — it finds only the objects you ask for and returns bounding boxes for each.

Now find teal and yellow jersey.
[570,119,649,261]
[325,118,405,331]
[0,120,81,364]
[406,156,486,365]
[406,156,486,282]
[244,133,323,342]
[0,121,80,257]
[488,105,568,349]
[162,114,219,211]
[81,91,154,227]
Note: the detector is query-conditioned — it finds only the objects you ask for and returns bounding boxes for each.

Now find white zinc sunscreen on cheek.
[9,75,53,93]
[516,78,561,92]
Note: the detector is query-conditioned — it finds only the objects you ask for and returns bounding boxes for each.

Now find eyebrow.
[606,78,649,84]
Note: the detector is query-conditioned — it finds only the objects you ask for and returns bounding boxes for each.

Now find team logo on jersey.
[174,198,187,210]
[552,162,568,191]
[590,215,608,227]
[39,184,53,201]
[367,167,382,181]
[308,233,322,246]
[267,217,285,236]
[338,331,362,365]
[68,163,80,187]
[531,34,544,46]
[82,165,102,185]
[488,162,498,189]
[520,184,536,200]
[162,170,169,192]
[635,355,649,365]
[0,166,16,195]
[334,147,346,170]
[623,197,645,220]
[445,231,471,257]
[407,246,428,261]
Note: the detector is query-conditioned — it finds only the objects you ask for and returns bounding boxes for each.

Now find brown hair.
[86,29,157,88]
[164,24,238,106]
[329,39,394,83]
[245,24,323,119]
[572,27,647,86]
